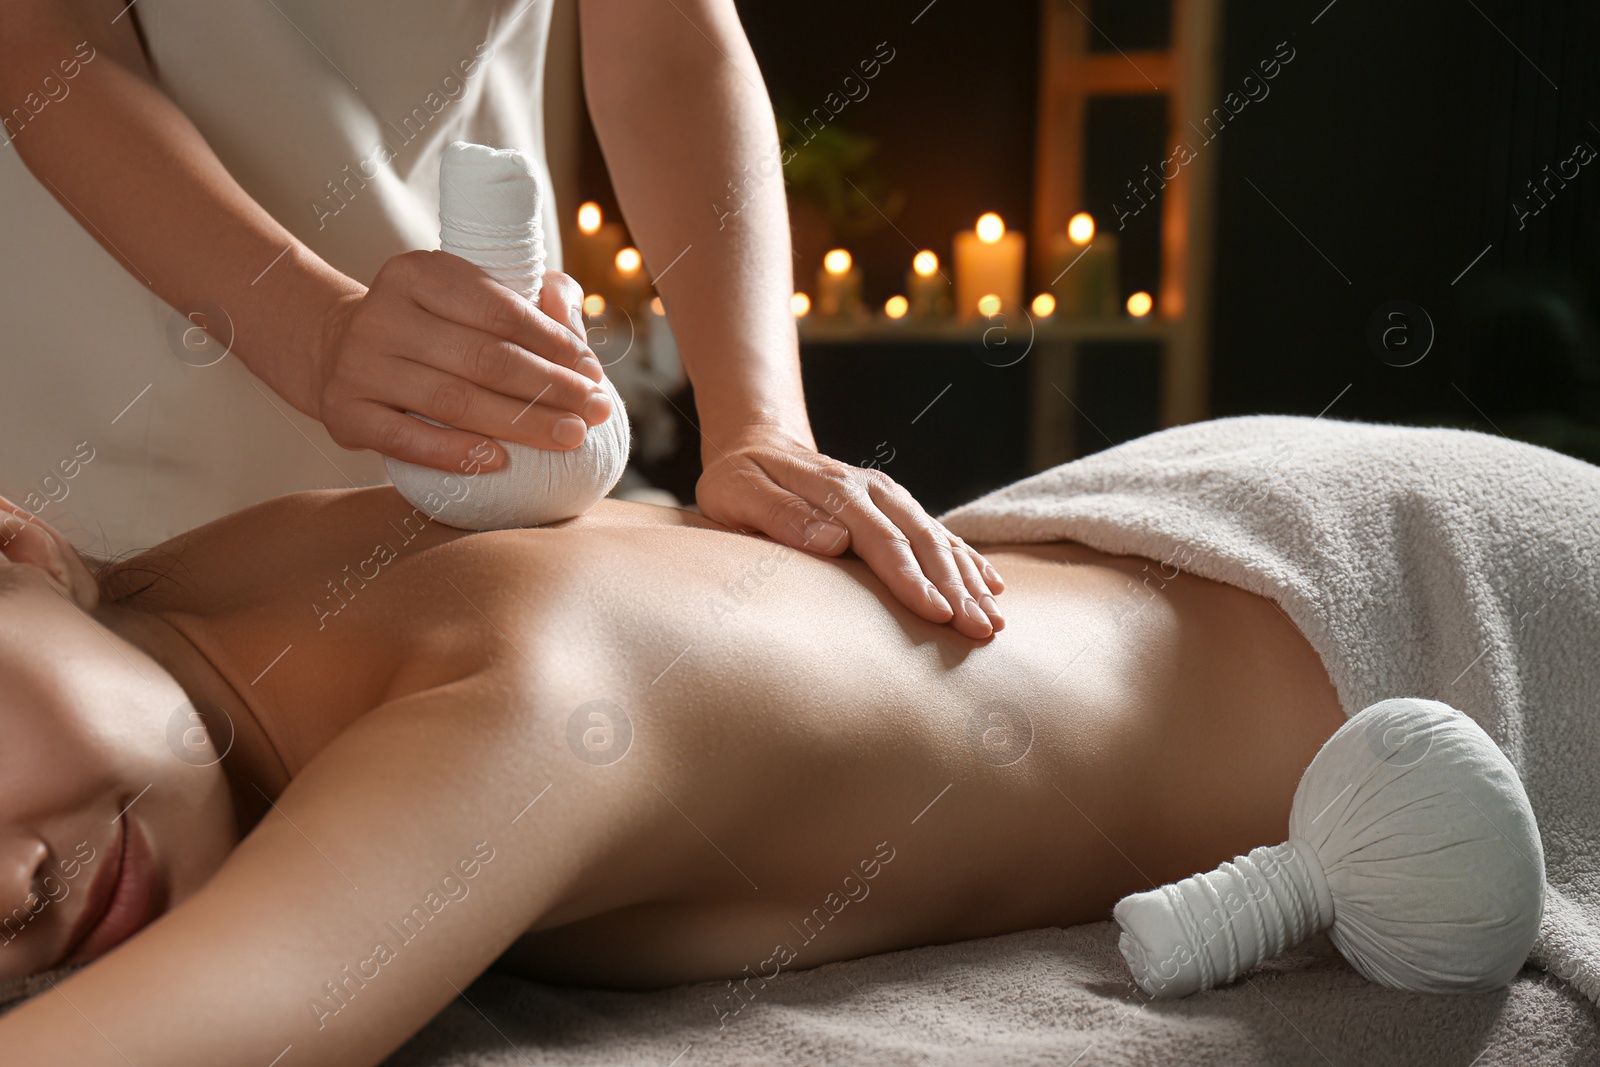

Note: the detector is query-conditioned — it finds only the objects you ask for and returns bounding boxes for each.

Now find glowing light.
[582,293,606,317]
[823,248,853,276]
[912,250,939,277]
[577,202,602,235]
[790,292,811,317]
[649,296,665,316]
[615,247,642,274]
[977,293,1002,317]
[1068,212,1095,245]
[976,213,1006,244]
[1127,291,1154,318]
[1031,292,1057,317]
[884,295,909,319]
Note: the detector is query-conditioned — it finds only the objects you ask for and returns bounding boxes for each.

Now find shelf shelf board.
[797,316,1175,345]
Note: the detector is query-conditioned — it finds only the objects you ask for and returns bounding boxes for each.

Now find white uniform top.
[0,0,559,557]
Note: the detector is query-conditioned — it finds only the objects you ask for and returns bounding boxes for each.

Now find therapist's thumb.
[538,271,602,382]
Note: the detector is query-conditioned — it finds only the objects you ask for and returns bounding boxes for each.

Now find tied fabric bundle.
[1114,697,1545,998]
[385,141,630,529]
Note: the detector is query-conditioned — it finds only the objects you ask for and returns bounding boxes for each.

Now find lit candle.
[816,248,865,319]
[1031,292,1057,319]
[608,246,651,320]
[567,202,626,304]
[790,292,812,318]
[953,213,1025,321]
[1047,212,1120,318]
[1126,291,1154,318]
[884,295,909,321]
[905,250,950,319]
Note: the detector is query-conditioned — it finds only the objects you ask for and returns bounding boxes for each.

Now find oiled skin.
[120,486,1346,990]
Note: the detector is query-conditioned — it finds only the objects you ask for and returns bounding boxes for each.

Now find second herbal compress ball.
[1114,697,1544,998]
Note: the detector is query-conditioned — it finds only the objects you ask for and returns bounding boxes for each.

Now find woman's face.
[0,517,238,981]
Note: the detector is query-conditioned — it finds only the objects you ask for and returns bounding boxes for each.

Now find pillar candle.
[906,250,951,319]
[953,213,1025,321]
[816,248,865,319]
[566,203,626,304]
[1047,212,1120,318]
[608,246,652,321]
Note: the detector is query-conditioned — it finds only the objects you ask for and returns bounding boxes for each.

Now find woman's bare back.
[118,485,1345,991]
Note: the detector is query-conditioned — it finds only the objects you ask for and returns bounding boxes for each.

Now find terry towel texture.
[940,414,1600,1005]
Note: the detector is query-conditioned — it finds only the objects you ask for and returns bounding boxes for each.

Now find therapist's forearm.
[0,1,361,417]
[580,0,814,453]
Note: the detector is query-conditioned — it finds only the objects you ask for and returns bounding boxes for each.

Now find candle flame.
[1126,291,1154,318]
[582,293,606,317]
[615,247,643,274]
[976,213,1006,243]
[790,292,811,317]
[577,202,602,235]
[977,293,1002,316]
[649,296,665,316]
[1031,292,1057,317]
[1068,212,1095,245]
[823,249,853,276]
[884,295,909,319]
[912,250,939,277]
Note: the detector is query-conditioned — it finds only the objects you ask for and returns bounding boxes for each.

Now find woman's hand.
[696,429,1006,639]
[311,253,614,472]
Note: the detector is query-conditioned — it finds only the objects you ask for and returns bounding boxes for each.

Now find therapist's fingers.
[757,449,1002,638]
[337,399,521,474]
[867,480,1003,635]
[317,253,624,468]
[968,542,1006,593]
[375,356,598,464]
[701,442,1004,637]
[383,250,604,386]
[852,473,997,638]
[416,314,611,428]
[703,454,955,629]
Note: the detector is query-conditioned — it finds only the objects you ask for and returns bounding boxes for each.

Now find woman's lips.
[62,817,158,966]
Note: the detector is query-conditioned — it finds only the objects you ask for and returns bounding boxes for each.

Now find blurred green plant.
[776,96,905,241]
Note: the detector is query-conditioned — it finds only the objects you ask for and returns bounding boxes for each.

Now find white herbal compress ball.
[385,141,630,529]
[1114,697,1544,998]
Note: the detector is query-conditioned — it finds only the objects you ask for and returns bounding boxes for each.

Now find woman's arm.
[580,0,1008,640]
[0,662,607,1067]
[0,0,607,471]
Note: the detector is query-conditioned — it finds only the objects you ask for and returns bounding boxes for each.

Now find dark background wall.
[1210,0,1600,456]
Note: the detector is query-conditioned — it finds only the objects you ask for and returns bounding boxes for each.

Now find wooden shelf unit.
[1030,0,1223,466]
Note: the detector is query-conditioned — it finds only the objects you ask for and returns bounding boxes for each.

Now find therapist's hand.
[697,428,1007,639]
[311,251,613,472]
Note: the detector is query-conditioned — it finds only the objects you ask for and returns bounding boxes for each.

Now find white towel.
[940,414,1600,1005]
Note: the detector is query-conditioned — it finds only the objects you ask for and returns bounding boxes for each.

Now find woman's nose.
[0,833,51,943]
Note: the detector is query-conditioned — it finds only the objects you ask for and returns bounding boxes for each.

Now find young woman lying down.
[4,413,1586,1065]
